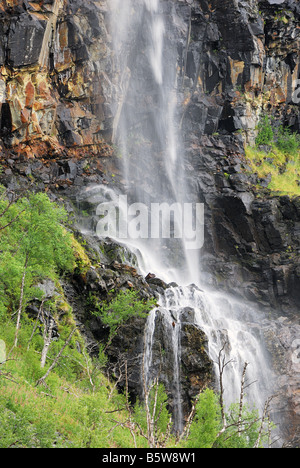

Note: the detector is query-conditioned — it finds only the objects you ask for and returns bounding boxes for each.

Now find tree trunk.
[41,319,55,368]
[36,327,77,387]
[12,254,29,350]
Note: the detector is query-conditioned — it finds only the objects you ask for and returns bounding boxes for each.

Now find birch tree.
[0,189,75,352]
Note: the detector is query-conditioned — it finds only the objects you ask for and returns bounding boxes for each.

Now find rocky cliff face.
[0,0,113,150]
[179,0,300,318]
[0,0,299,446]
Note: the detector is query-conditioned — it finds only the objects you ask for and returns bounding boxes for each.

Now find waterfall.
[86,0,279,436]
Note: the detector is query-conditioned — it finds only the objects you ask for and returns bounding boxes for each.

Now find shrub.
[0,190,76,345]
[92,289,156,339]
[185,389,221,448]
[276,125,300,155]
[255,115,274,146]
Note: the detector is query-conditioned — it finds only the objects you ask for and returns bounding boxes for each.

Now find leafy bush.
[185,389,269,449]
[185,389,221,448]
[92,289,156,339]
[276,125,300,156]
[255,115,300,155]
[255,115,274,146]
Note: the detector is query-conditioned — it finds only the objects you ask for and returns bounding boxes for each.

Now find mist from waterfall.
[86,0,280,437]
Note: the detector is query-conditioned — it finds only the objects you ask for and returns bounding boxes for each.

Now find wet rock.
[262,318,300,447]
[180,321,213,404]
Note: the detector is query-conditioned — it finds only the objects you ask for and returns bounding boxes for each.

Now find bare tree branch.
[176,394,200,444]
[35,327,77,387]
[254,396,275,448]
[0,208,26,232]
[238,362,249,437]
[9,253,29,355]
[215,342,235,436]
[41,318,55,368]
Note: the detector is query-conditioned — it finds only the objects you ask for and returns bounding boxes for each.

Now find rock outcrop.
[0,0,113,150]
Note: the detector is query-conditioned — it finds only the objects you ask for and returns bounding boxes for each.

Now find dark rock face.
[185,135,300,318]
[8,13,46,67]
[180,313,213,410]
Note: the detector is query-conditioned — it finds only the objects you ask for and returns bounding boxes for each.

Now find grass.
[245,118,300,197]
[245,146,300,197]
[0,320,146,448]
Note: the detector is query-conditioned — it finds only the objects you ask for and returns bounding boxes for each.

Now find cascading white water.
[160,295,183,432]
[162,285,275,409]
[87,0,279,437]
[143,305,183,432]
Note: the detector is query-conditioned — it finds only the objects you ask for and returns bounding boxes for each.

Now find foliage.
[0,320,142,448]
[184,389,269,449]
[0,189,75,320]
[255,115,274,146]
[71,236,91,274]
[276,125,300,156]
[92,289,157,339]
[0,391,57,448]
[255,115,300,156]
[0,310,275,449]
[216,403,263,449]
[245,145,300,197]
[185,389,222,448]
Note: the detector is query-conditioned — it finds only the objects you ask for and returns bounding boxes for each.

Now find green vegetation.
[0,188,147,448]
[91,289,157,340]
[0,321,137,448]
[255,115,274,146]
[0,326,273,448]
[246,116,300,197]
[0,190,75,337]
[0,187,274,448]
[184,389,269,449]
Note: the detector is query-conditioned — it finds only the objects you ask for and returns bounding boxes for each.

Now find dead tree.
[40,318,55,369]
[216,343,235,438]
[140,336,172,448]
[254,396,274,449]
[214,345,276,448]
[36,327,77,387]
[176,394,200,444]
[238,362,249,437]
[11,254,29,352]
